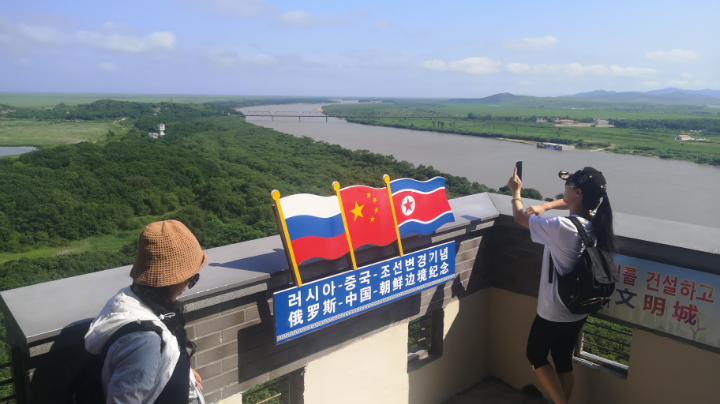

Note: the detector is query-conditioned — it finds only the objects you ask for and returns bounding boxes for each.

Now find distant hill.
[644,88,720,99]
[569,88,720,103]
[447,93,528,104]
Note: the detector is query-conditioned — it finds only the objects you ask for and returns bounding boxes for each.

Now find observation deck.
[1,193,719,403]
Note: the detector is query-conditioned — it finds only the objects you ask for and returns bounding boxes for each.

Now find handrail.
[581,341,630,358]
[583,331,632,347]
[585,322,633,337]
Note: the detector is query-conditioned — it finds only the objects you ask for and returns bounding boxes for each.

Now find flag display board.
[274,241,456,344]
[271,176,455,286]
[600,254,719,349]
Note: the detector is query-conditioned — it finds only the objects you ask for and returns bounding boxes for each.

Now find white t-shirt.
[528,215,593,323]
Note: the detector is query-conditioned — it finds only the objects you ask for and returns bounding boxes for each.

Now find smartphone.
[515,161,523,181]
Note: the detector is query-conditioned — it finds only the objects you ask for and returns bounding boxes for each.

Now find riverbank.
[338,117,720,166]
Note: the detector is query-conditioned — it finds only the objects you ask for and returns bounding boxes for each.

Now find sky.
[1,0,718,98]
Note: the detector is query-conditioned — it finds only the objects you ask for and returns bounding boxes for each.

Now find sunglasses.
[188,273,200,289]
[564,182,580,190]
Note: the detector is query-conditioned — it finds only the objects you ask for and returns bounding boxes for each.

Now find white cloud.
[643,81,660,86]
[421,57,502,75]
[75,31,176,53]
[178,0,278,17]
[667,80,688,87]
[99,62,119,72]
[208,50,277,67]
[505,62,656,77]
[506,63,531,74]
[645,49,700,63]
[503,36,557,50]
[373,20,392,30]
[278,11,346,27]
[14,57,33,66]
[0,18,63,50]
[681,72,693,79]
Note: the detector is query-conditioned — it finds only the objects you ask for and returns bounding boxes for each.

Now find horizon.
[2,86,719,100]
[2,0,718,98]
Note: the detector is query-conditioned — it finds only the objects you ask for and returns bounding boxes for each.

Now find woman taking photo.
[507,166,616,404]
[85,220,207,403]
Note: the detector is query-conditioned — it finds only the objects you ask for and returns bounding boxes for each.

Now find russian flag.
[280,194,349,264]
[389,177,455,237]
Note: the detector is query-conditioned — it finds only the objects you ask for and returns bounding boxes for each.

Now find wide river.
[240,102,720,228]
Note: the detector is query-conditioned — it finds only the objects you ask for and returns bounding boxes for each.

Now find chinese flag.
[339,185,398,249]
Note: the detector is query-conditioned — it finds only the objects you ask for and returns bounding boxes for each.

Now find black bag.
[549,216,619,314]
[68,320,164,404]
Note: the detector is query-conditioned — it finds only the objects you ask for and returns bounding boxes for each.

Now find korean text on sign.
[274,241,456,343]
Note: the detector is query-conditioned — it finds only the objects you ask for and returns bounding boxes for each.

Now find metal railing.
[576,317,632,372]
[0,361,15,403]
[243,376,287,404]
[408,314,432,354]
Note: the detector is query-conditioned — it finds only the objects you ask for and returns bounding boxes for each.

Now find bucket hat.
[130,220,207,287]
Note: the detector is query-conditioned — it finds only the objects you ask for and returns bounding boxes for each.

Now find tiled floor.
[440,377,549,404]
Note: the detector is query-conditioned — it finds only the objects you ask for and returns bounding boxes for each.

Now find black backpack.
[549,216,619,314]
[68,320,164,404]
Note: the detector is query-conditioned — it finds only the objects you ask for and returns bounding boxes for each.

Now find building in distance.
[148,123,166,139]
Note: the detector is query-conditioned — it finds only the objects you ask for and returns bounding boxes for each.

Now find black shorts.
[526,314,587,373]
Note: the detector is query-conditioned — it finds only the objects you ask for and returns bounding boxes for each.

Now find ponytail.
[583,193,617,253]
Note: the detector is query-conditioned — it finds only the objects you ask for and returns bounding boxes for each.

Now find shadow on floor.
[440,377,549,404]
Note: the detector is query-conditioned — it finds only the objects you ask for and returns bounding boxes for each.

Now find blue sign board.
[274,241,456,343]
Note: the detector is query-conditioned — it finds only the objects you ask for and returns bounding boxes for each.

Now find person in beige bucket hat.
[84,220,208,404]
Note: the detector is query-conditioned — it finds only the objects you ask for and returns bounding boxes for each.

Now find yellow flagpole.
[383,174,404,256]
[333,182,358,270]
[271,190,303,286]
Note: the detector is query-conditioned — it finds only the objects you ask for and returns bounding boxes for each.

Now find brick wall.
[184,231,491,402]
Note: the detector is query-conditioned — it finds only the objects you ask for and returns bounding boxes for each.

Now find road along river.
[239,102,720,228]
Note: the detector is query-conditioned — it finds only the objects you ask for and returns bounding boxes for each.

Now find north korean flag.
[390,177,455,237]
[339,185,398,249]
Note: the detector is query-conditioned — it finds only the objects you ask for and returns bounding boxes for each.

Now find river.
[0,146,36,157]
[239,102,720,228]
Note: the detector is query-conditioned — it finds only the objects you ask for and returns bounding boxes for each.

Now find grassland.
[0,119,130,148]
[0,232,136,265]
[324,102,718,120]
[0,93,251,108]
[0,93,337,108]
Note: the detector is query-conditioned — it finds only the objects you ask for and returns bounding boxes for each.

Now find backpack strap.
[567,216,594,248]
[548,253,554,284]
[100,320,165,362]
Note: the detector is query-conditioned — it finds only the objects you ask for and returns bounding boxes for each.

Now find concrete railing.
[1,193,719,403]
